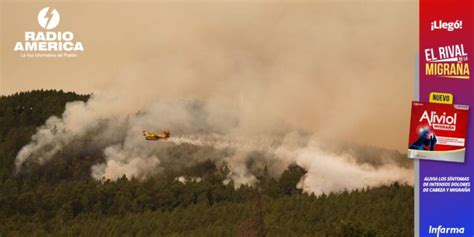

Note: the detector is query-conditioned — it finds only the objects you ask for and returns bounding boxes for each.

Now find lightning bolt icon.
[38,7,59,30]
[42,8,56,29]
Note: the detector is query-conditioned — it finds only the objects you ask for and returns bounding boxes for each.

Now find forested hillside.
[0,90,413,236]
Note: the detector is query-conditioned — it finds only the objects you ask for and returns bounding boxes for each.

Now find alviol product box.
[408,101,469,162]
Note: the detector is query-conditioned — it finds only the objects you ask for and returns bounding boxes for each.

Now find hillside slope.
[0,90,413,236]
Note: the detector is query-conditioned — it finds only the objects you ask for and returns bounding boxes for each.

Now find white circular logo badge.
[37,7,60,30]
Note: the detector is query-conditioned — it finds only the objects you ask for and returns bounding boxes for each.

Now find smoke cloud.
[14,1,415,195]
[15,94,412,195]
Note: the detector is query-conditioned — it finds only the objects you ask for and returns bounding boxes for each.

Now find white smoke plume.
[15,93,412,195]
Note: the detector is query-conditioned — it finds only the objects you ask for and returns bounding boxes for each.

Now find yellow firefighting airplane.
[143,129,170,140]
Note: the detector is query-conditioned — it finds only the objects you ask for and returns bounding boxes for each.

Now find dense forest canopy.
[0,90,413,236]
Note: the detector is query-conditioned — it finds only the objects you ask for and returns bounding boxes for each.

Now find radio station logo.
[37,7,60,30]
[424,44,469,79]
[13,7,84,58]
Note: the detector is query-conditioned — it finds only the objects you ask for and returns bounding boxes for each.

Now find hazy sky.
[1,0,418,151]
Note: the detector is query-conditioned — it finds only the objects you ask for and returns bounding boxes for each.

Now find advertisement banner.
[418,0,474,235]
